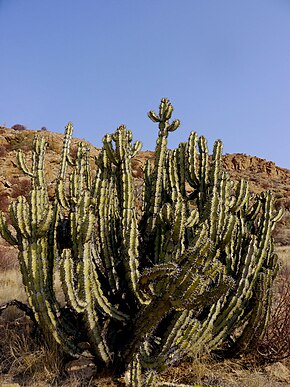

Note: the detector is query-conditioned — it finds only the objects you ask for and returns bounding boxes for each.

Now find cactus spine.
[0,99,282,385]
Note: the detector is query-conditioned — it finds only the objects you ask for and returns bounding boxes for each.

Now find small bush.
[11,124,27,131]
[257,265,290,362]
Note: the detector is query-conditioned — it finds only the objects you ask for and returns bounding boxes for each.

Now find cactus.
[0,99,283,385]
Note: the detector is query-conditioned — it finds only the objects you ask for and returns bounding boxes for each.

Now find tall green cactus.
[0,99,283,385]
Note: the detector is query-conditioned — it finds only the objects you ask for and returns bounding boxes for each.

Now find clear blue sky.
[1,0,290,168]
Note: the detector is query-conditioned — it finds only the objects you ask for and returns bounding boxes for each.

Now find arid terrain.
[0,126,289,386]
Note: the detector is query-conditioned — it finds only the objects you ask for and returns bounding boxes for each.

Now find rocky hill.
[0,126,290,267]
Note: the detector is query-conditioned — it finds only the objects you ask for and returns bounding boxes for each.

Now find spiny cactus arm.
[81,244,111,364]
[30,285,80,355]
[127,353,142,387]
[230,179,248,213]
[17,136,48,190]
[143,371,159,387]
[16,233,80,357]
[83,144,92,190]
[176,223,208,265]
[167,150,182,202]
[169,257,230,313]
[132,139,143,158]
[32,136,47,187]
[185,208,199,228]
[142,159,152,215]
[56,122,75,210]
[208,236,272,349]
[179,260,226,303]
[70,143,92,196]
[148,131,168,232]
[124,207,145,300]
[102,134,119,165]
[17,150,34,177]
[56,126,75,209]
[0,211,18,245]
[157,310,198,364]
[158,199,187,264]
[192,296,227,348]
[110,126,149,301]
[159,203,173,225]
[207,140,223,241]
[139,263,178,296]
[59,249,87,313]
[147,99,180,232]
[59,122,74,179]
[122,297,173,367]
[10,197,31,239]
[91,268,129,321]
[139,349,166,373]
[10,143,82,356]
[219,214,237,248]
[84,307,111,364]
[57,179,70,209]
[176,143,187,197]
[59,189,112,362]
[216,172,230,230]
[197,136,209,201]
[96,163,120,292]
[271,207,284,225]
[244,195,261,222]
[30,189,55,237]
[227,269,274,355]
[186,131,199,188]
[125,249,226,366]
[255,192,278,264]
[171,200,187,249]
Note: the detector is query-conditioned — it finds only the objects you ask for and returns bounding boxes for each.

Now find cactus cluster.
[0,99,283,386]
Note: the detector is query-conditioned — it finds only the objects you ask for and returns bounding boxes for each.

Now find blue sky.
[1,1,290,168]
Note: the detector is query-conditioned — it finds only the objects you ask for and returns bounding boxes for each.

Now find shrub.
[11,124,27,131]
[0,99,283,385]
[257,265,290,362]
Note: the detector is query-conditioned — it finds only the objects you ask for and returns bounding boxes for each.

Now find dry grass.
[0,328,64,385]
[159,356,290,386]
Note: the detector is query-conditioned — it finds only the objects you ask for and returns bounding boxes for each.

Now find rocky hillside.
[0,126,290,267]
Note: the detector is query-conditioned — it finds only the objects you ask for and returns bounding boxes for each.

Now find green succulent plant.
[0,98,282,386]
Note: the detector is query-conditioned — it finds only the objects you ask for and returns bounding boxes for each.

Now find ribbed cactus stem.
[60,122,74,179]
